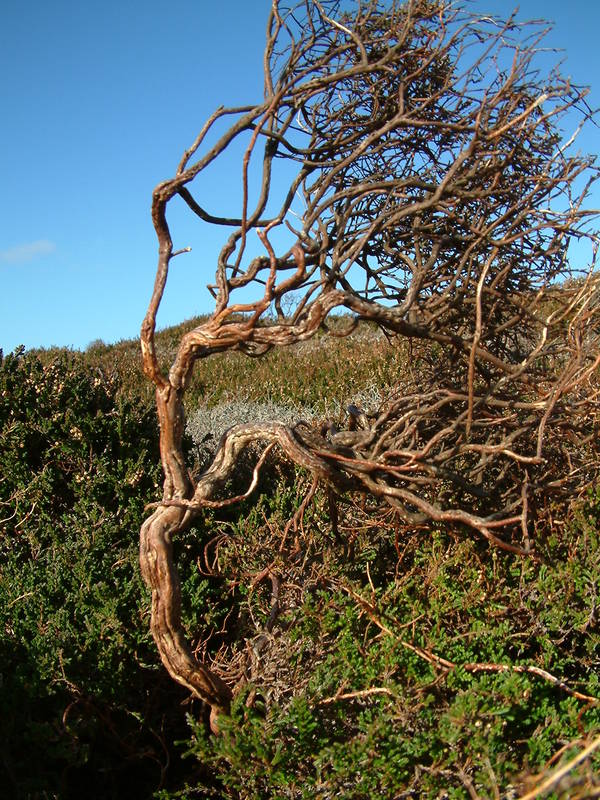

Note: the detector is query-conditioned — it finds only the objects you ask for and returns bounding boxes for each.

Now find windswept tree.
[139,0,599,727]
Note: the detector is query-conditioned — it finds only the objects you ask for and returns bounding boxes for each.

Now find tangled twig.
[139,0,600,726]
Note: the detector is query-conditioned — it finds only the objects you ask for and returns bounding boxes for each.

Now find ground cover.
[2,325,599,798]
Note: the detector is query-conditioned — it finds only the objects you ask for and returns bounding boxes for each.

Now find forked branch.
[140,0,600,725]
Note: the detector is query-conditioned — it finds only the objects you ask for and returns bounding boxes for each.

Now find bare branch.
[139,0,600,726]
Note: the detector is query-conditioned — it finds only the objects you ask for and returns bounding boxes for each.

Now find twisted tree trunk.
[138,0,599,728]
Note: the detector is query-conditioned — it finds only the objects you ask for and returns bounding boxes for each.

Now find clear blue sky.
[1,0,598,353]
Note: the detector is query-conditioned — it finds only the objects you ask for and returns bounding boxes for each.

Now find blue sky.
[1,0,598,353]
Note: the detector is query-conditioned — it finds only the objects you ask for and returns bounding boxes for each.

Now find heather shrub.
[0,348,184,798]
[2,340,599,799]
[161,492,600,799]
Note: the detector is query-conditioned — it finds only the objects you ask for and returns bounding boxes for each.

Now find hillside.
[1,323,599,799]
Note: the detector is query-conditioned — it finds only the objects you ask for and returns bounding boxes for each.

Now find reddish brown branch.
[139,0,600,727]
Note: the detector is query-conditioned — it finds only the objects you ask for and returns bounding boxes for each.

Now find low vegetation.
[1,327,599,798]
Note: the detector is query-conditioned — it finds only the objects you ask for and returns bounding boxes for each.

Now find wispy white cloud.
[0,239,56,264]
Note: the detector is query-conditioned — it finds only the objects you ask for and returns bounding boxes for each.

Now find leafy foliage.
[168,489,600,799]
[0,348,179,798]
[1,333,599,798]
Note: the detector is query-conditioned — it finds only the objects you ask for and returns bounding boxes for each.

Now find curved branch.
[139,0,600,728]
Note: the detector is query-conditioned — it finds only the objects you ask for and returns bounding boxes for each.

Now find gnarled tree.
[139,0,599,727]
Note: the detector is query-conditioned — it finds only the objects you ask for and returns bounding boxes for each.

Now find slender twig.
[517,736,600,800]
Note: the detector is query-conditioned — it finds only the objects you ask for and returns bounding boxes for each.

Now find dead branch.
[139,0,600,726]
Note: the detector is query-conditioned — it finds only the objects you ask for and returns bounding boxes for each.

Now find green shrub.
[3,341,599,799]
[0,348,184,798]
[168,490,600,799]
